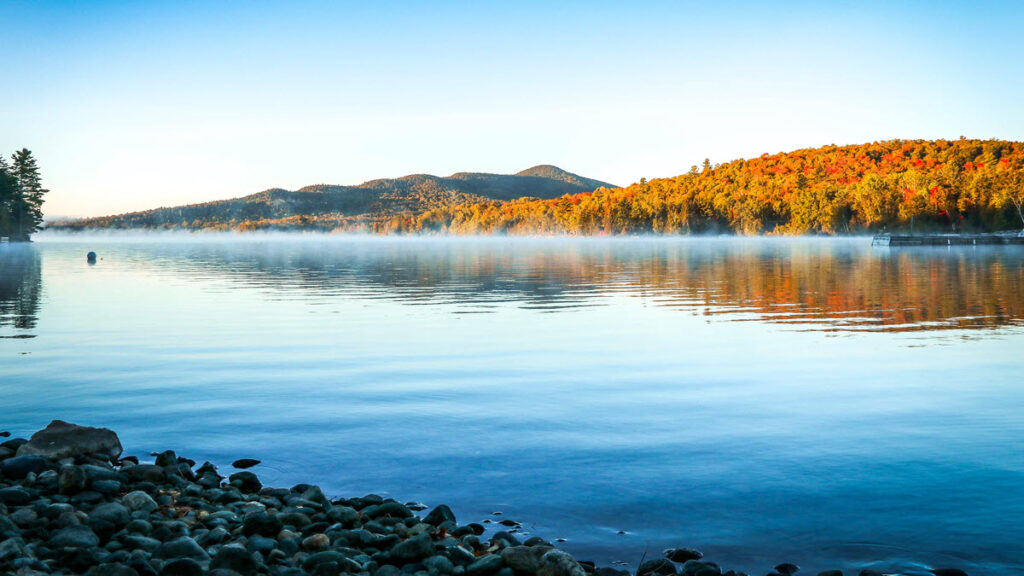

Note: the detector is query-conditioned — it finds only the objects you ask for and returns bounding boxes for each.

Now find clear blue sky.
[2,1,1023,218]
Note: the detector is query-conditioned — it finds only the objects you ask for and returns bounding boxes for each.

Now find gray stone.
[17,420,123,460]
[0,486,31,506]
[302,533,330,552]
[326,506,359,526]
[679,562,720,576]
[423,505,456,526]
[60,465,89,494]
[50,525,101,548]
[242,511,282,537]
[0,456,49,479]
[390,534,435,563]
[467,555,505,576]
[160,558,204,576]
[639,559,677,576]
[211,545,259,575]
[91,563,142,576]
[122,536,162,552]
[91,502,132,528]
[0,538,26,563]
[537,550,585,576]
[123,491,159,513]
[228,471,262,493]
[154,537,210,562]
[9,507,38,526]
[663,549,703,563]
[501,546,553,573]
[424,556,456,575]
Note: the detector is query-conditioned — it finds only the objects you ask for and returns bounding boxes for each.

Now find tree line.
[0,149,48,241]
[403,138,1024,236]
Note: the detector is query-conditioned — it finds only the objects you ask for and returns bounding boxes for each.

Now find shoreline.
[0,422,973,576]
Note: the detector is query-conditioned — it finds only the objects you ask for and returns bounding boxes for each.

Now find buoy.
[87,251,97,263]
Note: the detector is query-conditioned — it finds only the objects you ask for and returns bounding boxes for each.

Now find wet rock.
[501,545,554,573]
[425,556,456,575]
[815,571,843,576]
[211,545,259,575]
[424,504,456,526]
[0,455,50,479]
[242,511,282,537]
[931,571,969,576]
[50,525,101,548]
[160,558,204,576]
[679,561,721,576]
[122,536,162,553]
[123,490,159,513]
[154,537,210,562]
[326,506,359,527]
[664,549,703,563]
[90,563,142,576]
[17,420,123,460]
[467,555,505,576]
[154,450,178,467]
[0,486,32,505]
[302,533,331,552]
[231,458,261,469]
[774,564,799,575]
[91,502,132,528]
[229,471,262,493]
[390,534,434,562]
[9,507,37,525]
[538,550,586,576]
[857,571,883,576]
[639,559,677,576]
[59,465,89,494]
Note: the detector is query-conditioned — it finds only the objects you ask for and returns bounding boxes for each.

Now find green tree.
[9,149,48,239]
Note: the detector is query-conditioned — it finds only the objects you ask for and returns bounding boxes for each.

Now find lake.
[2,234,1023,576]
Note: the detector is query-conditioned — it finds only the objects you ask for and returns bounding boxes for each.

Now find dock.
[872,231,1024,246]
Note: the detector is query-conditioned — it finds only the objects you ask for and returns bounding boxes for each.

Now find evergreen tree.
[0,156,18,239]
[9,149,48,239]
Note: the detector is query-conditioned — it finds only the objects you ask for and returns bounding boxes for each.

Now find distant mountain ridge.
[54,166,616,231]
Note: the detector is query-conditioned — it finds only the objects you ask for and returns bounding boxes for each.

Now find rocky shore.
[0,422,969,576]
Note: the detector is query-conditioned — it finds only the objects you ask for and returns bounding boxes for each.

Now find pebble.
[231,458,261,469]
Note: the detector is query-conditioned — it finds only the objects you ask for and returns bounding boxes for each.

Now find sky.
[2,1,1023,218]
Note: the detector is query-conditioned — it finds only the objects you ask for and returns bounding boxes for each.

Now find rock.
[467,555,505,576]
[154,537,210,562]
[90,502,132,528]
[9,507,37,525]
[0,486,32,505]
[775,564,799,575]
[209,545,258,569]
[389,534,435,562]
[0,431,9,437]
[232,459,261,469]
[664,549,703,563]
[932,570,969,576]
[501,545,553,573]
[50,525,101,548]
[123,491,159,513]
[679,561,721,576]
[0,455,50,479]
[91,563,141,576]
[229,471,262,493]
[122,536,161,552]
[424,556,456,575]
[154,450,178,467]
[211,546,259,575]
[242,511,282,537]
[59,465,89,494]
[92,479,123,495]
[538,550,585,576]
[423,504,456,526]
[0,537,26,563]
[302,533,330,552]
[639,559,677,576]
[17,420,123,460]
[87,252,98,263]
[326,505,359,526]
[160,558,204,576]
[857,571,883,576]
[816,571,843,576]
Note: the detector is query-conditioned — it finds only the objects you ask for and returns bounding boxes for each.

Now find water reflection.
[0,244,41,335]
[121,239,1024,334]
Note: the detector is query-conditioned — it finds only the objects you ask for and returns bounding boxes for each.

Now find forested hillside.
[50,166,615,232]
[407,139,1024,235]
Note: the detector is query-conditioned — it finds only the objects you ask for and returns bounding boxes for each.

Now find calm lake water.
[3,234,1023,576]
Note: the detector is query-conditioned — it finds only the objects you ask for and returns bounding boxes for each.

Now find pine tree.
[0,156,18,239]
[10,149,48,239]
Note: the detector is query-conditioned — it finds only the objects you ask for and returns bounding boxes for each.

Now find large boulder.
[16,420,123,460]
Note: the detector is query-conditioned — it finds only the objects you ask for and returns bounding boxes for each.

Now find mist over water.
[3,234,1023,576]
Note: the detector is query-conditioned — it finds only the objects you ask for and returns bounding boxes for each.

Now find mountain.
[52,166,616,231]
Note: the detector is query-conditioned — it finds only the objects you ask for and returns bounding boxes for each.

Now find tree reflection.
[0,245,42,333]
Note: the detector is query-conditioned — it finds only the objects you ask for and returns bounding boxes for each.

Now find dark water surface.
[2,235,1023,576]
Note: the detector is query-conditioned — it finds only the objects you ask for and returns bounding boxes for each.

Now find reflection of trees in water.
[142,241,1024,333]
[0,245,42,331]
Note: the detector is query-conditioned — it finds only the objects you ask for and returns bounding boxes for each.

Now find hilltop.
[51,166,616,232]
